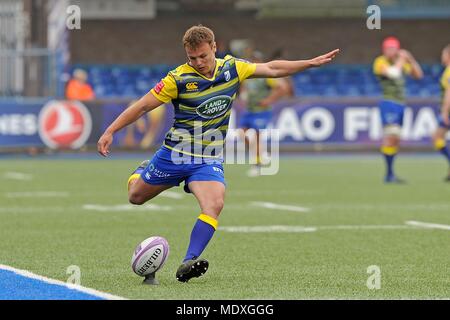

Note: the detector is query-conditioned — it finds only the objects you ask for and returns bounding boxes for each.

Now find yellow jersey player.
[97,25,339,284]
[373,36,423,183]
[432,44,450,181]
[239,51,290,177]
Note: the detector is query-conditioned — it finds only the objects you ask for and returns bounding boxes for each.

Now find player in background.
[270,47,296,97]
[373,37,423,183]
[431,44,450,181]
[97,25,339,283]
[239,50,290,177]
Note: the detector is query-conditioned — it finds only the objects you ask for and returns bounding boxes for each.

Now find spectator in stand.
[65,69,95,101]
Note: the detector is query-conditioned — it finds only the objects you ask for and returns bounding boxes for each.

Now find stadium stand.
[70,63,444,98]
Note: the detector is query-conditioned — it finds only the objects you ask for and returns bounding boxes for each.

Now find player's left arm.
[400,49,423,79]
[259,78,290,107]
[250,49,340,79]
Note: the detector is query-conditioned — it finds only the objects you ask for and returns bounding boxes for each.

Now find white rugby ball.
[131,236,169,276]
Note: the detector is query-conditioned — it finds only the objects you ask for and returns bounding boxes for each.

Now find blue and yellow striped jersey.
[373,55,412,104]
[441,66,450,91]
[150,55,256,158]
[245,78,278,113]
[440,66,450,110]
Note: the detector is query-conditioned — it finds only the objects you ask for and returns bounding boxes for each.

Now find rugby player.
[98,25,339,283]
[373,36,423,183]
[238,50,290,177]
[431,44,450,181]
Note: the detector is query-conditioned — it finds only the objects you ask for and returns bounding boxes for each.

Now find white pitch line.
[219,224,420,233]
[5,191,69,198]
[82,203,172,212]
[3,172,33,181]
[0,264,126,300]
[0,206,68,213]
[405,220,450,231]
[250,201,311,213]
[318,225,417,231]
[219,225,317,233]
[159,191,184,199]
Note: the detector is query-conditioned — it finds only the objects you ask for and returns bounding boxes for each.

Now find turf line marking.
[219,225,419,233]
[159,191,184,199]
[0,206,69,213]
[5,191,69,198]
[0,264,126,300]
[219,226,317,233]
[82,203,172,212]
[3,172,33,181]
[250,201,311,213]
[405,221,450,231]
[318,225,416,230]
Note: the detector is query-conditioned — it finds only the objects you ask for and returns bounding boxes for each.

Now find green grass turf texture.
[0,156,449,299]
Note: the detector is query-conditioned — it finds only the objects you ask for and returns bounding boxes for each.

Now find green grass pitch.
[0,155,449,299]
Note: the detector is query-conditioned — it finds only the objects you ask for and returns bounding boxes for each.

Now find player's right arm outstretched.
[250,49,340,79]
[97,92,164,157]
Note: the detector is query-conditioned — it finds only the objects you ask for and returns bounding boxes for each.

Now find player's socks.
[434,138,450,164]
[381,145,398,179]
[127,160,149,189]
[434,139,450,181]
[256,154,262,166]
[183,213,218,262]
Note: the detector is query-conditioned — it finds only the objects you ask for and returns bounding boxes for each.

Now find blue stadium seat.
[69,63,444,98]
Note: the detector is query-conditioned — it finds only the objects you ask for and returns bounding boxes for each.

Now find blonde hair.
[73,68,88,81]
[182,25,215,49]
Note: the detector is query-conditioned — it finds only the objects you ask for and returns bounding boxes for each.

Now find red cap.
[382,37,401,50]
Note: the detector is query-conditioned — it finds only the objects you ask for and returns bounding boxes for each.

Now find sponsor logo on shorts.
[213,166,223,174]
[145,164,171,179]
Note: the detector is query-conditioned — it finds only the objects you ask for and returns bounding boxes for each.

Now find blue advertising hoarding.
[0,98,445,150]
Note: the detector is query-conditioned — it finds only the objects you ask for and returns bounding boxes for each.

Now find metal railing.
[0,48,57,98]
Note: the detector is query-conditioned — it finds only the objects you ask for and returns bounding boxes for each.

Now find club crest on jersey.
[224,70,231,82]
[196,95,232,119]
[186,82,199,91]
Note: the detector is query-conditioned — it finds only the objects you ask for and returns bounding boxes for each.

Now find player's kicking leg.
[127,159,177,285]
[127,160,173,204]
[176,180,225,283]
